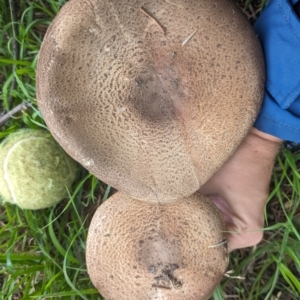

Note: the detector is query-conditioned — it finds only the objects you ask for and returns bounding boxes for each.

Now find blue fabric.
[253,0,300,142]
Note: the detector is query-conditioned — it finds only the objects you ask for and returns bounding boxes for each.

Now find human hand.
[199,128,282,252]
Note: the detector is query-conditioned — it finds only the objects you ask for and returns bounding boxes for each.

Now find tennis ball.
[0,129,78,210]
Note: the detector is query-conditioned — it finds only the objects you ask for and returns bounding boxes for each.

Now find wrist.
[250,128,282,143]
[243,128,282,159]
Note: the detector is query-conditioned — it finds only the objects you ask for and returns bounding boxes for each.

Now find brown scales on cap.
[86,192,228,300]
[36,0,265,202]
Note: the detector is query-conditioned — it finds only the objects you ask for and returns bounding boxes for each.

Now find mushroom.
[86,191,228,300]
[36,0,265,202]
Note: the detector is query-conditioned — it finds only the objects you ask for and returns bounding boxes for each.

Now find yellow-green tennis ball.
[0,129,78,210]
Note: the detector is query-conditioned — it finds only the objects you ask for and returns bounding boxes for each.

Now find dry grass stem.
[223,270,246,280]
[139,6,166,34]
[208,239,227,248]
[0,102,28,127]
[182,29,197,46]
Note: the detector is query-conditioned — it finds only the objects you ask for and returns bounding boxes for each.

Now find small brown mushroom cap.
[86,192,228,300]
[37,0,265,202]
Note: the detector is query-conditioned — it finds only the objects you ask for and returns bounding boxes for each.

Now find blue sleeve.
[253,0,300,142]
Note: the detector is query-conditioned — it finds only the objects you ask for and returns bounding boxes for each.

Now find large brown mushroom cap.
[37,0,265,202]
[86,192,228,300]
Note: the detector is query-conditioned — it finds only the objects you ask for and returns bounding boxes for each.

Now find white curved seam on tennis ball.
[3,136,50,204]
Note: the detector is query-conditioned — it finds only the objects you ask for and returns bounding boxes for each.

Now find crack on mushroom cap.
[152,263,183,290]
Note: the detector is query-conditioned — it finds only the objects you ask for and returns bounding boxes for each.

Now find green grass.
[0,0,299,299]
